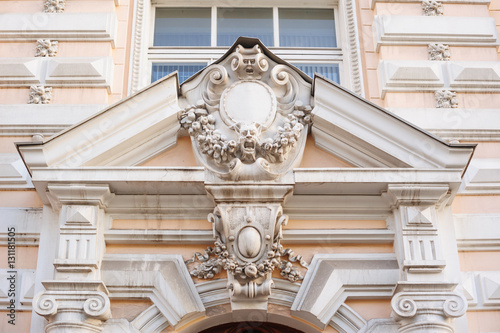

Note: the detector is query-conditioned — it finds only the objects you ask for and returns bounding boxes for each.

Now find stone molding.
[104,228,394,245]
[0,104,106,136]
[454,214,500,251]
[0,13,117,46]
[47,184,114,210]
[462,271,500,310]
[369,0,490,9]
[312,76,475,170]
[17,74,180,170]
[378,60,500,96]
[374,16,499,50]
[101,254,205,329]
[388,108,500,141]
[291,253,399,330]
[0,269,36,311]
[0,58,42,85]
[0,208,41,246]
[0,154,34,189]
[459,159,500,195]
[0,57,114,91]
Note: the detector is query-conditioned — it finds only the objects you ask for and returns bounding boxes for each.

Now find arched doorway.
[199,322,305,333]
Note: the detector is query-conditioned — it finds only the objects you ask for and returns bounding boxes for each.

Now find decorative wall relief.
[35,39,58,57]
[428,43,450,61]
[187,201,308,310]
[181,43,312,310]
[186,208,307,283]
[29,85,52,104]
[422,0,443,16]
[179,44,313,181]
[435,90,458,108]
[44,0,65,13]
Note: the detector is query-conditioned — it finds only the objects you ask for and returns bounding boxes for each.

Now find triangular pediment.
[17,38,474,176]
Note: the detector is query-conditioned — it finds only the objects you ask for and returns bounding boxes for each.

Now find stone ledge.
[0,13,117,46]
[374,16,499,51]
[0,104,106,136]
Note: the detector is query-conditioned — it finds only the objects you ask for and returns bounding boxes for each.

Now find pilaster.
[385,184,467,332]
[34,184,114,333]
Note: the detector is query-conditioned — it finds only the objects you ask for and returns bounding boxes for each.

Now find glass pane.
[279,9,336,47]
[217,8,273,47]
[154,8,211,46]
[294,63,340,83]
[152,63,206,83]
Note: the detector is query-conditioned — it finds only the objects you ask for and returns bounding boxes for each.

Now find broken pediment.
[17,37,474,175]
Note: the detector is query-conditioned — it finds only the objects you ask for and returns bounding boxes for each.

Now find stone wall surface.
[0,0,498,332]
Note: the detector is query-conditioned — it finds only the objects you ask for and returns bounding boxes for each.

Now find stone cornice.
[29,167,466,206]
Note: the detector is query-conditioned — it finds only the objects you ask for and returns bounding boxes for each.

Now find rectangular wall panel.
[374,16,499,50]
[0,13,117,46]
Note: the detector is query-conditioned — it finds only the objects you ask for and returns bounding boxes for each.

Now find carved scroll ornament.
[179,44,313,181]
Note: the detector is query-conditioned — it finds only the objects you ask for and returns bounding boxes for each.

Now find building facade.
[1,0,500,332]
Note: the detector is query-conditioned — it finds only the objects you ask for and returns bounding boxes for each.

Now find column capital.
[34,281,111,333]
[47,183,115,210]
[384,184,449,207]
[391,282,467,333]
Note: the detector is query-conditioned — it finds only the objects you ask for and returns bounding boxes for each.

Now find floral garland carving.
[179,102,313,166]
[186,236,308,282]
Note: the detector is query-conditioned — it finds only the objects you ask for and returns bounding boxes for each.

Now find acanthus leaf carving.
[29,85,52,104]
[435,90,458,108]
[44,0,66,13]
[35,39,59,57]
[428,43,450,61]
[422,0,443,16]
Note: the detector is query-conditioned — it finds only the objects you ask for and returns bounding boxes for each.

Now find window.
[149,6,342,84]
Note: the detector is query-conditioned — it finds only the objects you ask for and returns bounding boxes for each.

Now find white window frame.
[128,0,364,96]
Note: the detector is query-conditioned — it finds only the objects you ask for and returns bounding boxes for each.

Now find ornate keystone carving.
[29,85,52,104]
[188,208,307,282]
[435,90,458,108]
[187,185,307,310]
[179,43,313,181]
[34,281,111,333]
[44,0,65,13]
[391,283,467,332]
[428,43,450,61]
[422,0,443,16]
[36,39,58,57]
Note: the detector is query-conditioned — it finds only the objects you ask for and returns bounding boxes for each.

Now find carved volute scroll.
[181,40,311,310]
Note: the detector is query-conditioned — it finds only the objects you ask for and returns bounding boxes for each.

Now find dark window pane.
[152,63,206,83]
[279,9,336,47]
[294,63,340,83]
[154,8,211,46]
[217,8,273,47]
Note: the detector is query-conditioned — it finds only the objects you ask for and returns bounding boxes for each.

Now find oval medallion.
[237,227,262,258]
[220,81,277,129]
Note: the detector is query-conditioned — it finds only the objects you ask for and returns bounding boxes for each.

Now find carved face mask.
[235,122,262,163]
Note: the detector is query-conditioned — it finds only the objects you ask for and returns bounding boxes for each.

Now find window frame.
[129,0,364,95]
